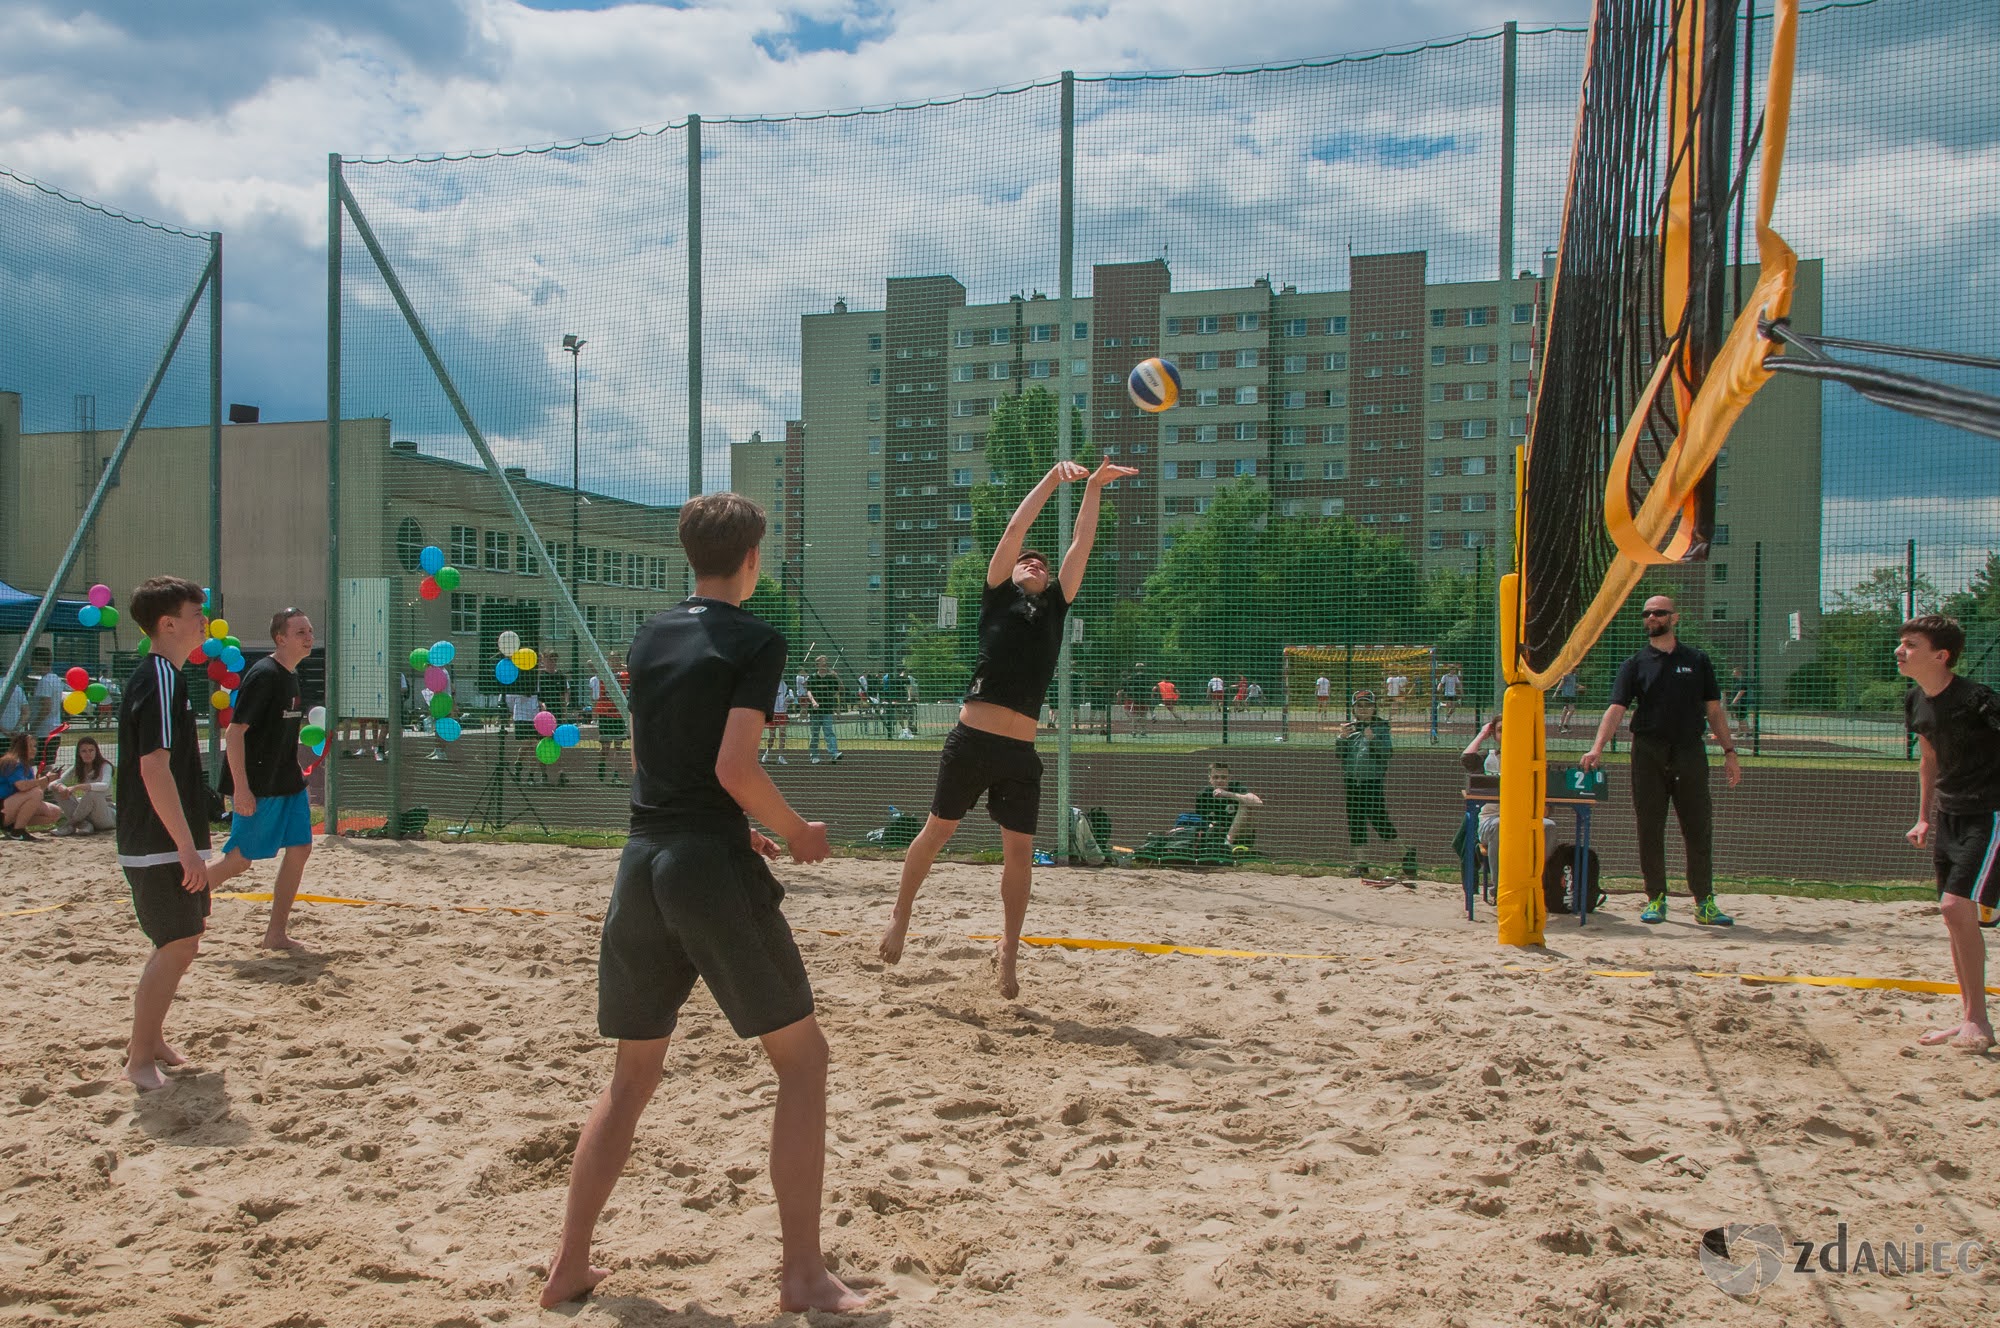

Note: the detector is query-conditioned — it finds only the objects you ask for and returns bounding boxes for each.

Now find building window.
[1713,524,1730,545]
[1462,419,1490,439]
[1512,342,1532,363]
[867,504,881,522]
[1430,346,1448,367]
[1193,351,1221,371]
[1281,391,1306,410]
[1468,307,1491,326]
[1235,348,1260,368]
[1462,456,1488,476]
[1028,324,1055,342]
[1195,424,1219,443]
[1283,462,1306,481]
[483,529,508,572]
[1427,421,1446,441]
[1162,461,1179,480]
[989,327,1011,345]
[868,574,883,591]
[867,333,883,350]
[1283,354,1308,374]
[1428,495,1445,513]
[1713,563,1730,584]
[1194,497,1212,515]
[951,468,973,486]
[1325,352,1348,371]
[515,535,540,576]
[1234,385,1259,406]
[1283,318,1309,337]
[1102,409,1121,421]
[953,330,976,348]
[1279,426,1305,446]
[1428,531,1445,550]
[579,545,599,583]
[1323,461,1345,480]
[1717,485,1730,505]
[1028,360,1054,378]
[868,367,882,386]
[395,517,427,573]
[450,524,477,567]
[1073,321,1088,340]
[1323,424,1347,445]
[1235,458,1257,477]
[1280,498,1304,517]
[1074,393,1087,409]
[1430,309,1446,328]
[989,362,1010,380]
[1462,494,1488,512]
[1327,316,1348,335]
[1164,318,1181,335]
[1511,303,1534,324]
[1428,457,1447,476]
[1236,313,1260,332]
[1464,383,1490,401]
[1509,416,1528,438]
[1195,315,1219,335]
[951,503,972,521]
[449,592,476,634]
[650,557,667,591]
[549,542,569,581]
[952,365,977,382]
[893,485,914,498]
[1198,459,1218,479]
[1161,425,1180,444]
[1463,532,1485,549]
[1323,498,1346,517]
[1467,345,1493,364]
[1194,388,1220,407]
[1230,422,1255,442]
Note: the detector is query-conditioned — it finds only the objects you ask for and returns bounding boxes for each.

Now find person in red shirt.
[1233,675,1249,710]
[1155,678,1186,723]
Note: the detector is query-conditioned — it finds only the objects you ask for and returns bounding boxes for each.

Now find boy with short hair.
[541,492,862,1314]
[877,457,1136,998]
[1196,761,1263,850]
[208,608,316,949]
[116,576,213,1092]
[1898,614,2000,1053]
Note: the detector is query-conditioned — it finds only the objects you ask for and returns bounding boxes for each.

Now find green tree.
[742,573,802,653]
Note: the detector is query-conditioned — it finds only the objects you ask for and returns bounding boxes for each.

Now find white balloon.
[497,630,522,655]
[307,706,327,728]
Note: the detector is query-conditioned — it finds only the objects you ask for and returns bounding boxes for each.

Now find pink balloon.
[533,710,557,738]
[87,583,112,608]
[425,664,449,693]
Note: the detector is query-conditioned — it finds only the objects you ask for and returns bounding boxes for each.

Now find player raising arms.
[878,457,1136,997]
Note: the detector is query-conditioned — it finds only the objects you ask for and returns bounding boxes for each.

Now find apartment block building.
[770,252,1823,676]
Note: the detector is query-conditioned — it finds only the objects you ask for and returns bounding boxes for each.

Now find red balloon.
[419,576,441,601]
[206,660,227,682]
[221,671,241,690]
[64,666,89,690]
[216,707,232,726]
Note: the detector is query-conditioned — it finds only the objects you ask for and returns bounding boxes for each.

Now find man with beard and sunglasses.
[1581,594,1743,927]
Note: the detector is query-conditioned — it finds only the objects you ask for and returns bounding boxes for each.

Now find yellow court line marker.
[213,890,598,922]
[975,934,1360,962]
[4,902,74,919]
[1586,967,2000,997]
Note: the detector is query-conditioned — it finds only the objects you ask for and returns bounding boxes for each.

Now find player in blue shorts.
[209,608,316,949]
[1898,614,2000,1053]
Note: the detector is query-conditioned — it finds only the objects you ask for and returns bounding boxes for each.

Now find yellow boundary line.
[11,892,1995,996]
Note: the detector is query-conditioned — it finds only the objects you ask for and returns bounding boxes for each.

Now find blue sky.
[2,0,1996,596]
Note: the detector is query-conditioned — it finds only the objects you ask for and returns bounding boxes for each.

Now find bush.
[1856,679,1910,714]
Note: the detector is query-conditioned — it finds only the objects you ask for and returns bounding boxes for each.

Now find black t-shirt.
[804,671,844,711]
[628,597,786,838]
[966,578,1071,719]
[1608,641,1720,743]
[115,654,211,861]
[539,670,570,714]
[1906,675,2000,816]
[224,656,305,798]
[1195,780,1248,829]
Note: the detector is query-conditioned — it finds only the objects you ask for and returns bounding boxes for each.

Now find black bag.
[1542,843,1607,915]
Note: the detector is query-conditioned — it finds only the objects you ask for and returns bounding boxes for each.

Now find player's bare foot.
[995,940,1020,1001]
[1919,1022,1993,1049]
[778,1267,869,1314]
[150,1041,186,1067]
[261,934,306,952]
[124,1058,168,1092]
[538,1260,611,1308]
[877,912,910,966]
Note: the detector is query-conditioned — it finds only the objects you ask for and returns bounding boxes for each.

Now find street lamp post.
[562,334,586,660]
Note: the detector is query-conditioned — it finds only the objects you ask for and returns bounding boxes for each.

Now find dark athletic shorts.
[125,861,211,947]
[597,831,815,1041]
[930,723,1043,835]
[1932,809,2000,926]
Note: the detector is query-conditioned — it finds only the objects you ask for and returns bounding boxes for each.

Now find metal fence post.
[325,152,343,834]
[1055,71,1075,862]
[208,230,224,780]
[687,113,703,500]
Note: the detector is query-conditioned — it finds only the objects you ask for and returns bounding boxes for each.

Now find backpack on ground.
[1542,842,1607,915]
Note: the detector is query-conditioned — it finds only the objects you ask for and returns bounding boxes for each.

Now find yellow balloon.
[513,647,538,671]
[62,690,88,715]
[211,688,232,711]
[208,618,229,640]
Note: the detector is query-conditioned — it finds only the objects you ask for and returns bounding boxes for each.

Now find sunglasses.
[1641,609,1673,618]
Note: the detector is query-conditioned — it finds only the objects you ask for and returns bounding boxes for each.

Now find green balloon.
[429,693,454,719]
[85,682,108,702]
[224,636,241,651]
[299,724,326,746]
[410,648,430,670]
[138,635,150,654]
[435,566,461,591]
[535,737,560,765]
[98,605,119,628]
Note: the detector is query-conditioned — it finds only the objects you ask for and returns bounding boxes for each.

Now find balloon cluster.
[409,639,462,741]
[76,583,120,630]
[59,665,106,717]
[487,629,571,763]
[299,706,329,757]
[531,708,582,766]
[198,617,246,722]
[416,545,462,601]
[492,629,538,685]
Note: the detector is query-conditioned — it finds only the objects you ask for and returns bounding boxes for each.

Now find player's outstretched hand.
[1047,460,1090,486]
[790,821,830,864]
[750,827,782,859]
[1090,458,1141,487]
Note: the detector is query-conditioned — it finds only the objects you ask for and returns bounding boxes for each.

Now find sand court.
[2,836,1997,1327]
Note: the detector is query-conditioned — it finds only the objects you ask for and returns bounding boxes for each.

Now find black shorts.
[597,831,814,1041]
[930,723,1043,835]
[125,861,211,947]
[1933,809,2000,924]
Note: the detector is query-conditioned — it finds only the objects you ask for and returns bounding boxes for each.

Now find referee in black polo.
[1580,594,1743,927]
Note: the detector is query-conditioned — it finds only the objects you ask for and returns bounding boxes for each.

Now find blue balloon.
[221,647,245,672]
[554,722,580,749]
[428,640,456,667]
[436,717,462,742]
[201,586,212,610]
[495,658,520,685]
[77,604,101,627]
[310,740,326,756]
[419,545,445,575]
[201,637,224,659]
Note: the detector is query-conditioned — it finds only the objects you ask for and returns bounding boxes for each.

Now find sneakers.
[1695,897,1736,927]
[775,755,788,765]
[831,751,844,763]
[759,751,769,764]
[810,755,821,765]
[1640,896,1668,925]
[898,728,916,740]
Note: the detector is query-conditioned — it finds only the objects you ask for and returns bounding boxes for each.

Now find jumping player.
[877,457,1136,997]
[1898,614,1999,1053]
[116,576,213,1091]
[540,493,862,1313]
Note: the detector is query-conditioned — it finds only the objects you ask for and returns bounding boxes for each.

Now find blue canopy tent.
[0,580,108,668]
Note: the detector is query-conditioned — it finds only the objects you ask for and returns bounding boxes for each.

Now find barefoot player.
[208,608,315,949]
[877,457,1136,998]
[541,493,863,1315]
[1898,614,2000,1053]
[116,577,213,1091]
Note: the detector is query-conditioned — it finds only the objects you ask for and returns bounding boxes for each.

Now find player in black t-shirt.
[877,456,1137,998]
[1897,614,1999,1053]
[540,493,863,1316]
[208,609,316,950]
[115,576,213,1093]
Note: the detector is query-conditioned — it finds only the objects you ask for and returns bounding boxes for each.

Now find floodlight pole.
[208,231,224,778]
[325,152,344,835]
[1054,71,1075,863]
